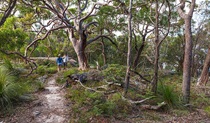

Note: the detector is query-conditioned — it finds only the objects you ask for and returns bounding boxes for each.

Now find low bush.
[68,84,132,122]
[157,82,180,107]
[0,66,29,110]
[102,64,126,83]
[63,68,79,77]
[36,65,46,75]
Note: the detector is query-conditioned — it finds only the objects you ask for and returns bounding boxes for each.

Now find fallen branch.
[104,80,123,87]
[76,80,104,93]
[141,102,166,110]
[122,96,155,104]
[76,80,118,94]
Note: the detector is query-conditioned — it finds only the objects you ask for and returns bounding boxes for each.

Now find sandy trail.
[32,75,69,123]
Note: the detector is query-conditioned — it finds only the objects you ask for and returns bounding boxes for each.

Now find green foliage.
[102,64,126,83]
[2,59,22,76]
[36,81,45,91]
[68,85,131,122]
[63,68,79,77]
[35,60,57,75]
[36,66,46,75]
[92,101,116,116]
[36,60,52,66]
[0,17,28,55]
[204,106,210,116]
[191,91,210,108]
[109,93,132,114]
[0,66,29,109]
[157,82,180,107]
[46,66,57,74]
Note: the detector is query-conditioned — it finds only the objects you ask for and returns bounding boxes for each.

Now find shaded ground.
[1,72,210,123]
[0,74,70,123]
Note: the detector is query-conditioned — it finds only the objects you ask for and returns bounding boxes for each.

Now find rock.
[33,111,41,117]
[70,73,87,83]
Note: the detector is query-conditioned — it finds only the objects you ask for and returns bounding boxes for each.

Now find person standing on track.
[56,54,63,72]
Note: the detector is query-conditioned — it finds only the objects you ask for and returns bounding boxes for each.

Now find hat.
[58,54,61,57]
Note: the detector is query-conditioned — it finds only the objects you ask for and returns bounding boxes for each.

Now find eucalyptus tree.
[124,0,133,95]
[177,0,196,103]
[196,21,210,86]
[132,1,154,70]
[0,0,17,27]
[197,46,210,86]
[23,0,116,70]
[192,0,210,77]
[150,0,171,93]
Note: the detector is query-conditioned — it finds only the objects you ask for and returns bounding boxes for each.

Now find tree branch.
[24,25,67,57]
[122,95,155,104]
[158,0,171,46]
[177,0,187,19]
[188,0,196,16]
[0,0,17,27]
[87,35,117,49]
[0,49,37,77]
[130,70,151,83]
[80,0,88,12]
[84,21,98,30]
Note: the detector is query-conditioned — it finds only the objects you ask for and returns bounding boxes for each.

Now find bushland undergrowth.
[59,64,210,122]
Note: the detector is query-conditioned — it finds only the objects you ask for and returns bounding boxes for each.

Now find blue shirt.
[56,57,63,65]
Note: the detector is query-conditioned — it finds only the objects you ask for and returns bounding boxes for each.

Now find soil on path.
[0,74,70,123]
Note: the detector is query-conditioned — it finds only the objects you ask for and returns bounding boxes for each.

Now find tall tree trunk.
[75,48,88,70]
[178,0,195,104]
[68,29,88,70]
[182,18,193,103]
[151,0,159,94]
[197,46,210,86]
[152,44,160,93]
[124,0,133,96]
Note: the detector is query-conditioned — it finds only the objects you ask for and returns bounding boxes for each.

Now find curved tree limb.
[177,0,187,19]
[80,0,88,12]
[0,49,37,77]
[0,0,17,27]
[158,0,171,46]
[87,35,117,48]
[24,25,67,57]
[84,21,98,30]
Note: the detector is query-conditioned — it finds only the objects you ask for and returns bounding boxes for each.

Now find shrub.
[0,66,28,109]
[36,59,54,66]
[204,106,210,117]
[157,82,180,107]
[102,64,126,83]
[2,59,22,76]
[36,65,46,75]
[63,68,79,77]
[46,66,57,74]
[109,93,132,114]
